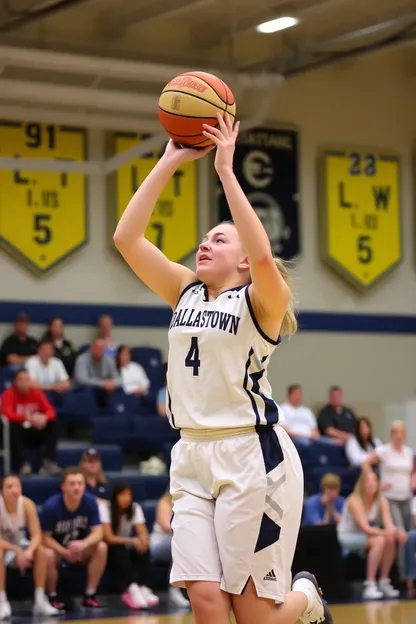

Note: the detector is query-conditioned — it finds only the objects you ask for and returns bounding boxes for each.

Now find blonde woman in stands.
[362,420,415,581]
[0,475,58,617]
[80,448,110,500]
[114,114,332,624]
[338,470,407,600]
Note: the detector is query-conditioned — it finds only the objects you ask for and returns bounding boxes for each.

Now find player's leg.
[32,544,60,615]
[0,549,11,618]
[170,437,231,624]
[81,541,107,607]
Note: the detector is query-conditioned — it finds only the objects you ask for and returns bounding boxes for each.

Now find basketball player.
[114,113,332,624]
[0,474,59,617]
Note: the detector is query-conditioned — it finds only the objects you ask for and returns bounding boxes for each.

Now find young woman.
[0,475,58,617]
[345,418,382,468]
[338,470,407,600]
[363,420,415,581]
[80,448,111,500]
[99,482,159,609]
[115,346,150,395]
[114,113,332,624]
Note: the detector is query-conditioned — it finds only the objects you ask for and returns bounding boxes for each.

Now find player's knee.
[186,581,225,619]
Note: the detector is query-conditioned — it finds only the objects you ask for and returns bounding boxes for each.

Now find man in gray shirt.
[74,338,121,394]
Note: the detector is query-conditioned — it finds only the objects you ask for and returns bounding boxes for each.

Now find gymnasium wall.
[1,47,415,418]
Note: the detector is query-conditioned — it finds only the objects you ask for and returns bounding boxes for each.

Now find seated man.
[0,474,59,618]
[1,369,61,476]
[40,467,107,611]
[317,385,357,445]
[74,338,121,407]
[280,384,319,444]
[26,340,70,394]
[303,473,345,526]
[0,312,38,369]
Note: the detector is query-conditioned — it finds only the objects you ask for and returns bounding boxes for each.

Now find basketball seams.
[180,72,228,105]
[160,89,228,113]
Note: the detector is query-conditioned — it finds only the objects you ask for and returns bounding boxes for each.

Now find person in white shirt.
[345,418,382,468]
[115,346,150,396]
[26,341,70,394]
[99,481,159,610]
[280,385,319,444]
[363,420,416,581]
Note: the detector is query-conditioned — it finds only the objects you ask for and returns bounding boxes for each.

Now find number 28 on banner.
[0,120,87,276]
[319,147,401,291]
[110,133,198,263]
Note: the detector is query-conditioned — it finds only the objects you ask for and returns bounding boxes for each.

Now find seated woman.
[338,469,407,600]
[80,448,111,500]
[150,489,190,608]
[115,346,150,396]
[0,474,58,617]
[345,417,382,468]
[99,481,159,609]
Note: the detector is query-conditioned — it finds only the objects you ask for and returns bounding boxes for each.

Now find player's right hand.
[162,139,214,166]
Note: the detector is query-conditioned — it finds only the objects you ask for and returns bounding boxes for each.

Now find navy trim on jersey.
[243,348,261,425]
[243,349,280,426]
[244,287,280,346]
[202,283,247,302]
[166,388,177,429]
[175,281,202,309]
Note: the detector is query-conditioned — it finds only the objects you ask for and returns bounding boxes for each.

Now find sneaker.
[48,595,65,612]
[39,460,62,476]
[33,598,60,616]
[292,571,333,624]
[19,462,32,477]
[139,586,160,607]
[121,592,142,610]
[378,578,400,599]
[363,582,383,601]
[82,594,102,608]
[0,601,11,620]
[168,587,190,608]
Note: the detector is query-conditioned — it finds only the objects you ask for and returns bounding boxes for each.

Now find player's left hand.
[202,113,240,177]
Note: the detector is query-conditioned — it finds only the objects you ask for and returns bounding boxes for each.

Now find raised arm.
[113,142,211,308]
[202,114,291,330]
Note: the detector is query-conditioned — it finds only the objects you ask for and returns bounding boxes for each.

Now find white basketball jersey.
[166,281,281,429]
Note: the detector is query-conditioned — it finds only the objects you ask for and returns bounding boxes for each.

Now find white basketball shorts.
[169,423,304,602]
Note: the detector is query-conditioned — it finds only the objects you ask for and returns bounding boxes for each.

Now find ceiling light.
[256,16,299,34]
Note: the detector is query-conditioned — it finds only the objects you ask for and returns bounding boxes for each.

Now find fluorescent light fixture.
[256,16,299,34]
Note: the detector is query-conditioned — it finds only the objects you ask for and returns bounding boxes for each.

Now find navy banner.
[218,127,300,259]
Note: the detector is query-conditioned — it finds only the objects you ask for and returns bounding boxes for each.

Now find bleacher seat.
[59,388,98,424]
[105,390,140,416]
[91,415,132,446]
[141,499,157,532]
[308,440,348,468]
[25,442,123,475]
[132,416,179,453]
[131,347,164,394]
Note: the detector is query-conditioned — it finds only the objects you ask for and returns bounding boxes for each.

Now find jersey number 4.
[185,336,200,376]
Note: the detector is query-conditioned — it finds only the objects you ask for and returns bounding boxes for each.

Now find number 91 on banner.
[319,146,402,291]
[109,134,198,263]
[0,120,87,276]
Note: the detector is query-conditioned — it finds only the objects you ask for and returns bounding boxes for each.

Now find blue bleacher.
[59,387,98,423]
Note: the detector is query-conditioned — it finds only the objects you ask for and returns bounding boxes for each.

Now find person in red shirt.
[1,369,61,477]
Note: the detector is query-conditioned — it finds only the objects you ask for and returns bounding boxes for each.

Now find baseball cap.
[81,448,101,461]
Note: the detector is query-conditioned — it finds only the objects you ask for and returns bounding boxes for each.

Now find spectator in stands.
[345,417,382,468]
[26,341,70,394]
[317,385,356,445]
[80,448,110,500]
[0,313,38,369]
[0,474,59,617]
[150,489,190,608]
[99,481,159,609]
[97,315,118,358]
[116,346,150,395]
[338,469,406,600]
[41,316,77,376]
[303,473,344,525]
[405,494,416,596]
[41,467,107,611]
[1,369,61,477]
[156,364,167,418]
[363,420,415,582]
[74,338,121,407]
[280,384,319,445]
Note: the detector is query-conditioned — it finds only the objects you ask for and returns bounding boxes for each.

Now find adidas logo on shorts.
[263,569,277,581]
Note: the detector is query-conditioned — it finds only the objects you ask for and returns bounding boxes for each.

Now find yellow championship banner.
[0,121,87,276]
[319,147,401,291]
[110,134,198,263]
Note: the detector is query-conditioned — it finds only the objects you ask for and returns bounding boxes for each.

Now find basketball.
[158,71,236,148]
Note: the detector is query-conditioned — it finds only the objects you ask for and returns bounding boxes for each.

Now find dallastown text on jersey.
[170,308,241,335]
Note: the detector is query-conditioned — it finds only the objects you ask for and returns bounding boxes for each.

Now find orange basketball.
[158,71,236,148]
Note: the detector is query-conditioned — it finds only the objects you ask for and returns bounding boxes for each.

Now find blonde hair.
[320,473,341,490]
[353,469,381,507]
[391,420,406,433]
[273,257,297,337]
[79,459,107,484]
